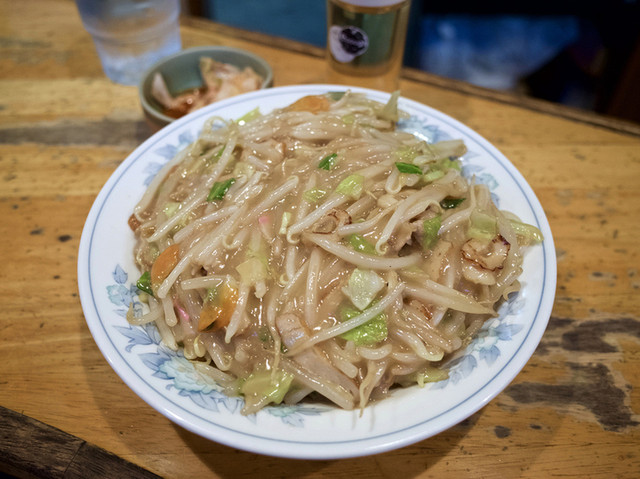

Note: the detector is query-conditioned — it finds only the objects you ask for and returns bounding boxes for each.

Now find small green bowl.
[139,45,273,131]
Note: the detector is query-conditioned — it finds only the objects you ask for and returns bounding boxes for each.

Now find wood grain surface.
[1,0,639,477]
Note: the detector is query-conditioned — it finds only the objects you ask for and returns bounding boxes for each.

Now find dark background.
[185,0,640,124]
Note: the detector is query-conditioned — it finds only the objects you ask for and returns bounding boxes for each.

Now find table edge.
[0,406,160,479]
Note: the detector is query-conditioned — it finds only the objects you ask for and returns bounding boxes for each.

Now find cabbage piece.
[423,169,445,183]
[468,210,497,241]
[339,304,387,346]
[335,174,364,199]
[342,268,385,310]
[436,157,462,171]
[279,212,292,235]
[348,234,377,255]
[421,157,461,184]
[422,215,442,250]
[162,201,180,218]
[232,161,256,179]
[414,367,449,386]
[303,188,328,203]
[413,139,467,166]
[241,367,294,411]
[237,107,261,125]
[379,90,400,122]
[509,219,544,244]
[236,257,267,286]
[397,366,449,387]
[395,145,421,164]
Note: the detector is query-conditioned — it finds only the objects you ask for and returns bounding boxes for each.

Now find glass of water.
[75,0,182,85]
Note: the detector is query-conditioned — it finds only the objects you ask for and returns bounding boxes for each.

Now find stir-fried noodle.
[129,91,542,414]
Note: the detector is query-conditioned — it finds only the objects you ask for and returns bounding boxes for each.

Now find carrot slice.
[198,283,238,332]
[128,214,141,232]
[285,95,330,113]
[150,243,180,289]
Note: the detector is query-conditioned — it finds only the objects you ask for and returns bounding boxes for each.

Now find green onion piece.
[468,211,497,241]
[236,107,260,125]
[423,170,445,183]
[336,174,364,199]
[423,215,442,249]
[440,197,465,209]
[395,162,423,175]
[207,178,236,201]
[302,188,328,203]
[339,304,388,346]
[509,220,544,244]
[136,271,154,296]
[348,234,377,255]
[318,153,338,170]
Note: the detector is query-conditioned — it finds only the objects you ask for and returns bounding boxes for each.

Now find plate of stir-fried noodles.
[78,85,556,459]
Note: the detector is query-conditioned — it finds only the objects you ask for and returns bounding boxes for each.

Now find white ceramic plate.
[78,85,556,459]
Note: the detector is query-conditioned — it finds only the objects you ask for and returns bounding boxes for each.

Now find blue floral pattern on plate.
[142,131,197,186]
[431,294,525,389]
[400,116,500,205]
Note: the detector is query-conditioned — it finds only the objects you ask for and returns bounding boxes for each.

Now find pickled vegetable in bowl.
[151,57,263,119]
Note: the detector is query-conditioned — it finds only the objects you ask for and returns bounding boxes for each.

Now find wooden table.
[2,0,639,477]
